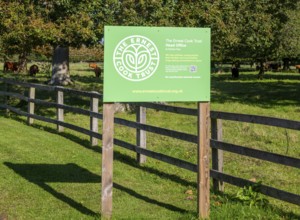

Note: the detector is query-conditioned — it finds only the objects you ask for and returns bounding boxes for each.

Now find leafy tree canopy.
[0,0,299,63]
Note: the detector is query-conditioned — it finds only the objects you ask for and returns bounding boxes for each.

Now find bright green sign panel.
[103,26,210,102]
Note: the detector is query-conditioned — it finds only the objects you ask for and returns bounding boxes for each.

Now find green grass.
[0,63,300,219]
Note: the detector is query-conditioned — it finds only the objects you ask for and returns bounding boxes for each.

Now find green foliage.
[69,45,104,62]
[0,1,56,56]
[227,0,299,61]
[1,0,299,64]
[277,1,300,59]
[0,1,102,60]
[235,182,269,207]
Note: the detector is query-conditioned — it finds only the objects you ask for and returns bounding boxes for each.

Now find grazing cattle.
[296,65,300,73]
[89,63,102,77]
[266,62,281,72]
[29,64,39,76]
[94,66,102,77]
[231,64,239,78]
[89,63,98,69]
[3,61,19,72]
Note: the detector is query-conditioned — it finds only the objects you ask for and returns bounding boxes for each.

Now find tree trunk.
[217,62,224,74]
[258,59,265,79]
[17,53,27,74]
[49,46,73,86]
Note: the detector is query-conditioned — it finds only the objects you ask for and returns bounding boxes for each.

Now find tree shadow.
[2,116,300,218]
[8,115,197,188]
[4,162,188,216]
[75,68,94,72]
[211,73,300,107]
[4,162,100,216]
[7,115,196,187]
[72,75,103,84]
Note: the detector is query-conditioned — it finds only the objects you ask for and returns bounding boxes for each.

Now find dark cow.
[266,62,281,72]
[231,64,239,78]
[29,64,39,76]
[94,66,102,77]
[3,61,19,72]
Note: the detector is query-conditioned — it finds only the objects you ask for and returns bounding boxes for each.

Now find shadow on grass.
[4,162,188,216]
[72,75,103,85]
[9,115,197,189]
[4,162,99,216]
[211,73,300,107]
[2,115,300,219]
[75,68,95,72]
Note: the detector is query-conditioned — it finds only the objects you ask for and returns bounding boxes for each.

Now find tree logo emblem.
[113,35,160,81]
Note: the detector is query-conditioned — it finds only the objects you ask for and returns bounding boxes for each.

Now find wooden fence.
[0,78,299,209]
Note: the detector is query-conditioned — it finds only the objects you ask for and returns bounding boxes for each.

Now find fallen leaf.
[214,201,222,206]
[185,189,193,195]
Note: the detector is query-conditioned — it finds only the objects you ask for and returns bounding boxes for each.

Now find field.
[0,63,299,219]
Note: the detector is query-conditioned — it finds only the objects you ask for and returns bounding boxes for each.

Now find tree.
[226,0,298,77]
[89,0,176,29]
[0,1,102,84]
[173,0,299,76]
[1,0,298,82]
[0,1,56,72]
[39,1,101,85]
[172,0,240,73]
[277,1,300,70]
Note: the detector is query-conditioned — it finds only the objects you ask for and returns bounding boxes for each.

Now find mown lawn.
[0,63,299,219]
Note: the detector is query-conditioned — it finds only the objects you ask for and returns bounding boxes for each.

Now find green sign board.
[103,26,210,102]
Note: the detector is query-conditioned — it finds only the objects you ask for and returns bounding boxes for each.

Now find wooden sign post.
[197,102,210,219]
[102,26,211,218]
[102,103,115,219]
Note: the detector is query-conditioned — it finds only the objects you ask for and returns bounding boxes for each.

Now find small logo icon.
[190,65,197,73]
[113,35,159,81]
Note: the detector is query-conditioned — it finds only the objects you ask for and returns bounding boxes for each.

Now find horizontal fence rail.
[210,170,300,206]
[138,102,198,116]
[211,140,300,169]
[0,78,103,99]
[0,77,299,207]
[139,102,300,131]
[114,117,197,143]
[210,111,300,131]
[0,104,102,140]
[114,138,198,172]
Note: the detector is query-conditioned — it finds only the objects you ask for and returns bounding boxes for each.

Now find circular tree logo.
[113,35,159,82]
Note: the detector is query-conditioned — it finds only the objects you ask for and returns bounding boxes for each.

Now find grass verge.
[0,63,299,219]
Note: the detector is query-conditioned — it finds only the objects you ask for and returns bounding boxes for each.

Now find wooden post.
[57,90,64,132]
[197,102,210,219]
[27,87,35,125]
[90,95,99,146]
[102,103,114,219]
[211,118,224,192]
[136,106,146,164]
